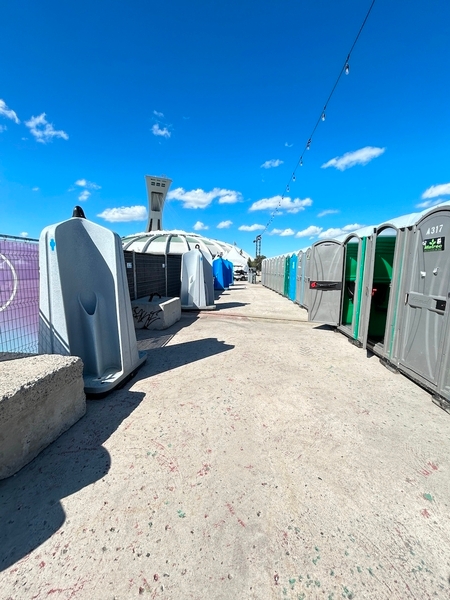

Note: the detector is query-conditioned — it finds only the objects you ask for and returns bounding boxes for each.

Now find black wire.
[261,0,377,237]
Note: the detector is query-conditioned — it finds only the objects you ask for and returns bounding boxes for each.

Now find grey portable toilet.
[359,212,420,361]
[394,203,450,405]
[295,250,303,305]
[39,210,146,395]
[301,247,312,309]
[307,240,344,325]
[180,248,215,309]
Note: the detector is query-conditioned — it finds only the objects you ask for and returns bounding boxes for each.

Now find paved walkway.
[1,283,450,599]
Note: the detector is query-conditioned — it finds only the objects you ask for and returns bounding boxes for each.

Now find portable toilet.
[359,212,420,362]
[39,209,146,395]
[301,247,313,309]
[307,226,375,334]
[283,254,291,297]
[180,248,215,309]
[212,257,228,290]
[288,253,298,301]
[393,202,450,407]
[295,251,303,304]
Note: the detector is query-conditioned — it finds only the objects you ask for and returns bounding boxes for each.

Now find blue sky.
[1,0,449,257]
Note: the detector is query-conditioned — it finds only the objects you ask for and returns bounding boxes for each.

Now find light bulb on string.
[345,62,350,75]
[307,139,311,150]
[286,185,290,193]
[300,158,303,167]
[321,112,326,121]
[292,174,296,182]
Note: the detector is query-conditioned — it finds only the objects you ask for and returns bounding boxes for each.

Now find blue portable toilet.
[213,257,228,290]
[288,253,298,301]
[224,258,234,287]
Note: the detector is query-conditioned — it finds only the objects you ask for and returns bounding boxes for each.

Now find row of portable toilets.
[261,201,450,412]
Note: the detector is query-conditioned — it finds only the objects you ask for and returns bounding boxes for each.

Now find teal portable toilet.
[288,253,297,301]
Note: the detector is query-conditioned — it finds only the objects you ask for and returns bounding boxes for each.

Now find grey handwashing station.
[39,208,146,395]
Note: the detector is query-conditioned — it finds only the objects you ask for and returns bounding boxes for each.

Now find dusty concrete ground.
[1,282,450,599]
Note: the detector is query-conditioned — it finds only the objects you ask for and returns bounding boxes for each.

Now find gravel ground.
[1,282,450,599]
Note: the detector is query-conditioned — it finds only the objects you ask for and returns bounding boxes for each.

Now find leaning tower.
[144,175,172,232]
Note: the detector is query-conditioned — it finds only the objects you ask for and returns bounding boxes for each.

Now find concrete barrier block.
[131,296,181,330]
[0,355,86,480]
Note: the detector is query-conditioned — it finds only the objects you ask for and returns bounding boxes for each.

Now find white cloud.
[151,124,171,138]
[20,231,29,237]
[0,99,20,124]
[318,223,364,239]
[238,224,265,232]
[261,159,284,169]
[0,124,7,133]
[318,209,339,218]
[296,225,323,238]
[153,110,164,118]
[250,195,313,214]
[167,187,242,209]
[321,146,385,171]
[416,199,443,209]
[269,228,295,237]
[193,221,209,231]
[217,220,233,229]
[284,142,293,147]
[217,190,242,204]
[32,187,39,192]
[97,206,147,222]
[78,190,91,202]
[24,113,68,144]
[75,179,101,190]
[421,183,450,199]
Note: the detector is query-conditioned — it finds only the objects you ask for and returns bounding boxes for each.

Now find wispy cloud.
[193,221,209,231]
[78,190,90,202]
[167,187,242,209]
[20,231,29,237]
[321,146,385,171]
[218,191,242,204]
[318,209,339,218]
[217,220,233,229]
[153,110,164,118]
[0,99,20,124]
[151,123,171,138]
[284,142,293,147]
[97,206,147,222]
[0,124,7,133]
[318,223,363,239]
[269,228,295,237]
[238,224,265,232]
[75,179,101,190]
[421,183,450,199]
[32,187,39,192]
[416,199,443,209]
[250,195,312,214]
[261,159,284,169]
[25,113,68,144]
[296,225,323,238]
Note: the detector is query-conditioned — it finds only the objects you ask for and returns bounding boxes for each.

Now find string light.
[260,0,377,237]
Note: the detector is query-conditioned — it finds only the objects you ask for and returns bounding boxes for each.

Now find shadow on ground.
[214,302,249,311]
[131,337,234,381]
[0,391,145,572]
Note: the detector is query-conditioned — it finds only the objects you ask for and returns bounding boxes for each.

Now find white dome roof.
[122,230,252,262]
